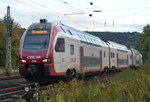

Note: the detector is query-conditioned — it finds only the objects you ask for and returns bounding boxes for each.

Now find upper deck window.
[60,26,66,33]
[67,29,73,35]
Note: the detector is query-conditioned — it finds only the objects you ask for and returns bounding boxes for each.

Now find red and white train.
[19,19,142,82]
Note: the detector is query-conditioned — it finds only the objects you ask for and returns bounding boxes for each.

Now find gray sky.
[0,0,150,32]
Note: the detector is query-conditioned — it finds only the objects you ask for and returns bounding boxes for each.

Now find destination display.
[31,30,48,34]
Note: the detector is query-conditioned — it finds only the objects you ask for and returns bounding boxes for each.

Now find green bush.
[26,63,150,102]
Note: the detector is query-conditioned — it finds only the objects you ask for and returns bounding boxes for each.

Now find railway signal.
[5,6,13,76]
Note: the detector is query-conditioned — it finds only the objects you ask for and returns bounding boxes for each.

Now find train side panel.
[116,51,128,69]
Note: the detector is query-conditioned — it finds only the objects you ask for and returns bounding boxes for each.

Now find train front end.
[19,19,53,82]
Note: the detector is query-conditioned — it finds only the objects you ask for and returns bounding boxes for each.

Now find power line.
[15,0,60,18]
[14,0,91,30]
[57,0,106,29]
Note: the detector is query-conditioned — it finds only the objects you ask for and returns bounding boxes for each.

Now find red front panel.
[48,26,65,76]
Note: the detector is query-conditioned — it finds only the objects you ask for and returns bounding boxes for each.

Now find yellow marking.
[117,50,128,53]
[32,30,48,34]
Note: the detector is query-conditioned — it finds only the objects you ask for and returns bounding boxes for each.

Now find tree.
[0,21,6,67]
[0,16,25,69]
[137,24,150,62]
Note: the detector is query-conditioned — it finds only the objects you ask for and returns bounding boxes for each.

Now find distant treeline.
[86,31,141,48]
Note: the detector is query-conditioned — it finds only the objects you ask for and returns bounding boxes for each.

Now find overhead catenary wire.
[1,0,150,32]
[57,0,107,29]
[14,0,91,30]
[1,0,90,30]
[30,0,91,30]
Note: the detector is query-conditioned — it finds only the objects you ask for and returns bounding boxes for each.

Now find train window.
[67,29,73,35]
[77,34,82,40]
[60,26,66,33]
[111,52,113,58]
[104,51,106,57]
[111,52,115,58]
[91,39,94,44]
[96,40,99,45]
[80,35,85,41]
[83,36,88,42]
[113,53,115,58]
[90,39,93,43]
[96,41,98,44]
[86,37,90,43]
[55,38,65,52]
[70,45,74,55]
[23,33,50,50]
[93,40,97,44]
[81,35,85,41]
[130,55,132,59]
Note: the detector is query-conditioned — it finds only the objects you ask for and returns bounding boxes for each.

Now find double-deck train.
[19,19,142,82]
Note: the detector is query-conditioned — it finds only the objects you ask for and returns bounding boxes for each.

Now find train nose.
[28,65,38,76]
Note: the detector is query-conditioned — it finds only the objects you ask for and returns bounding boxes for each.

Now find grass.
[20,63,150,102]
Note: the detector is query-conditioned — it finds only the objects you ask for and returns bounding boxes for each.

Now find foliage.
[0,16,25,68]
[28,63,150,102]
[0,21,6,67]
[87,31,141,48]
[137,24,150,62]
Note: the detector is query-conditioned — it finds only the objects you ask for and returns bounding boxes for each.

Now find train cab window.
[55,38,65,52]
[70,45,74,55]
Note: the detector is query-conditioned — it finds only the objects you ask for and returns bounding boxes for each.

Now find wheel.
[103,67,108,74]
[66,69,77,81]
[112,66,116,72]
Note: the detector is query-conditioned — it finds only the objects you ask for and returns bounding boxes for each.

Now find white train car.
[130,48,143,67]
[54,24,110,76]
[108,41,129,69]
[19,19,142,82]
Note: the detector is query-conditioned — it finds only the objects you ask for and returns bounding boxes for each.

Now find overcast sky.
[0,0,150,32]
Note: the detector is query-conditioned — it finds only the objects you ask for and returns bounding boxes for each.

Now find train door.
[100,50,103,71]
[127,55,129,67]
[80,47,84,73]
[116,53,119,68]
[54,38,65,72]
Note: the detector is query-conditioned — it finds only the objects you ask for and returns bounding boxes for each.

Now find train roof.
[131,48,142,57]
[30,20,132,50]
[56,23,108,47]
[107,41,130,52]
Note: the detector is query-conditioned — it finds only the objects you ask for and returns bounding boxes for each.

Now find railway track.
[0,69,126,101]
[0,75,22,81]
[0,86,24,101]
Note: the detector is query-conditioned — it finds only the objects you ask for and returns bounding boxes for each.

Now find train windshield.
[23,29,50,52]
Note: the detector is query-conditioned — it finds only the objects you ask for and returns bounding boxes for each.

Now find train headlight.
[20,59,26,63]
[42,58,50,62]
